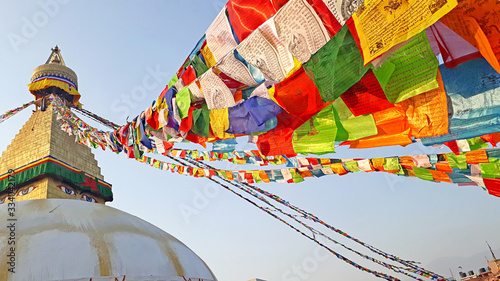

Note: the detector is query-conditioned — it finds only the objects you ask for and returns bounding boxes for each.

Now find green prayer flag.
[480,163,500,178]
[216,170,225,178]
[176,86,192,119]
[134,144,143,159]
[191,55,209,77]
[383,157,401,171]
[182,58,191,69]
[371,60,395,89]
[470,143,489,151]
[467,137,486,146]
[488,157,500,164]
[446,153,468,170]
[168,75,178,88]
[252,171,262,183]
[191,109,210,137]
[303,25,369,103]
[395,167,406,175]
[345,161,360,172]
[292,104,337,154]
[291,169,305,183]
[373,30,439,103]
[412,167,434,181]
[332,99,377,141]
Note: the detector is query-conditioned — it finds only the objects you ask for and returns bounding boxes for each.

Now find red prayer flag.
[181,65,197,86]
[443,141,460,155]
[483,178,500,197]
[226,0,277,41]
[341,71,394,116]
[307,0,342,36]
[480,133,500,147]
[179,107,195,133]
[273,67,329,121]
[428,20,482,69]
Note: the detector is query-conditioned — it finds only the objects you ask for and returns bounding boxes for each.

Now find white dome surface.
[0,199,216,281]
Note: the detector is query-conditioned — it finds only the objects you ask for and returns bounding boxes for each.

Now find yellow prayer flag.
[352,0,457,64]
[202,45,217,69]
[209,108,234,140]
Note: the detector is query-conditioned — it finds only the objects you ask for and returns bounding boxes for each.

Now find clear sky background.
[0,1,499,281]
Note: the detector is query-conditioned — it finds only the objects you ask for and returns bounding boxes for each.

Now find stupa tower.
[0,47,216,281]
[0,46,112,204]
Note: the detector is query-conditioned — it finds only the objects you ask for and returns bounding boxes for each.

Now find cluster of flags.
[19,1,500,280]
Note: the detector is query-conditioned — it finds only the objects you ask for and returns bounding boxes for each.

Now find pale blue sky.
[0,1,499,281]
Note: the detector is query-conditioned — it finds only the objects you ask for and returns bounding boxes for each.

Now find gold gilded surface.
[0,106,108,203]
[31,63,78,88]
[0,106,103,178]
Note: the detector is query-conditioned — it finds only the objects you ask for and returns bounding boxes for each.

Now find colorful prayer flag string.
[0,100,35,125]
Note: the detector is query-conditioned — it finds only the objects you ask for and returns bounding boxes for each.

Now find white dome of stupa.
[0,199,216,281]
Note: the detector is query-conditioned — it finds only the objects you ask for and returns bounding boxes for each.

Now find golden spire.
[31,45,78,89]
[45,45,66,65]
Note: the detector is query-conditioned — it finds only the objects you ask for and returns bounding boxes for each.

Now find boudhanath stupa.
[0,47,217,281]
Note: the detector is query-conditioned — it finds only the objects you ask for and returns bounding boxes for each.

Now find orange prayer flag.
[233,89,243,103]
[298,168,314,178]
[177,166,185,175]
[465,150,489,164]
[440,0,500,73]
[331,163,348,175]
[260,171,271,183]
[399,70,449,138]
[435,162,453,173]
[349,105,411,149]
[320,158,332,165]
[399,156,416,168]
[428,169,452,183]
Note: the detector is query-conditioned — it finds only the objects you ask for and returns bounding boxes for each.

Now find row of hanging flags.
[0,101,35,125]
[45,0,500,197]
[45,0,500,196]
[49,94,500,197]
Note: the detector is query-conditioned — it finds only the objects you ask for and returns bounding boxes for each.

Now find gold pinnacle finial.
[45,45,66,66]
[32,46,77,89]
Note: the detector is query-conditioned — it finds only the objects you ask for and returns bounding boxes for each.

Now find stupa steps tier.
[0,104,103,179]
